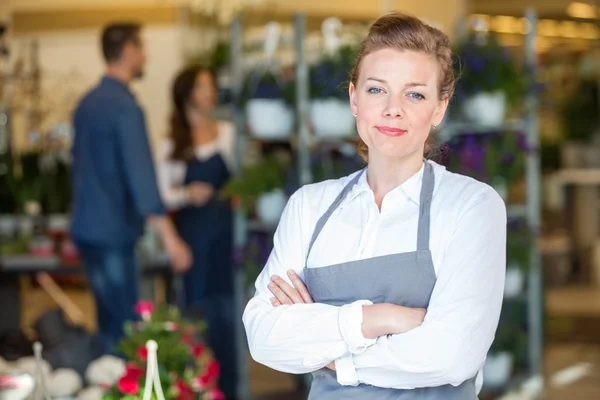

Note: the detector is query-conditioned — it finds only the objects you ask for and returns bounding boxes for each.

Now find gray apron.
[304,161,477,399]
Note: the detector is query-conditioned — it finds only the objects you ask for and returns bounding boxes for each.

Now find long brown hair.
[350,13,456,161]
[169,65,217,161]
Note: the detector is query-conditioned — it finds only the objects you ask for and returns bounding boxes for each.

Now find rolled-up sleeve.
[115,105,166,217]
[243,187,376,374]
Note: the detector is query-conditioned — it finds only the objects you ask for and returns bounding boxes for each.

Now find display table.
[547,168,600,286]
[0,253,172,333]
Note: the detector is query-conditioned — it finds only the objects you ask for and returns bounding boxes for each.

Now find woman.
[242,13,506,399]
[157,66,238,399]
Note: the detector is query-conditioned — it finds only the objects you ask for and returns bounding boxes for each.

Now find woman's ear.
[349,82,358,117]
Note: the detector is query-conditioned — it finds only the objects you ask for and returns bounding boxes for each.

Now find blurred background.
[0,1,599,399]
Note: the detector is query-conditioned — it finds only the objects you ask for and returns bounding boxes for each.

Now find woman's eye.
[367,87,384,94]
[408,92,425,100]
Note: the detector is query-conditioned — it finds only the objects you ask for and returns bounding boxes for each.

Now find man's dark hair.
[101,22,142,62]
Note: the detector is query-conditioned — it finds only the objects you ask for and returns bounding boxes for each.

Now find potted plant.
[483,322,525,388]
[101,301,225,400]
[453,32,525,126]
[559,78,600,168]
[241,70,295,139]
[309,45,357,138]
[445,131,529,202]
[505,218,534,298]
[222,154,288,225]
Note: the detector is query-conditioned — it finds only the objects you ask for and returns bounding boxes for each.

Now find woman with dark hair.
[157,65,238,399]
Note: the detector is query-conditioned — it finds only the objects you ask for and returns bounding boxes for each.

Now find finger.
[268,282,293,305]
[271,275,304,304]
[270,297,282,307]
[287,270,313,303]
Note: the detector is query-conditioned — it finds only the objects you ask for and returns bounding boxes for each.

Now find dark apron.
[173,153,237,398]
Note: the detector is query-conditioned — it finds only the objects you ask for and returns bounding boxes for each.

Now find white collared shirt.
[242,160,507,390]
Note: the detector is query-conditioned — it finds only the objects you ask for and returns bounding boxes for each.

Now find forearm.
[356,322,476,388]
[361,303,424,339]
[147,215,180,248]
[243,298,352,374]
[162,186,189,210]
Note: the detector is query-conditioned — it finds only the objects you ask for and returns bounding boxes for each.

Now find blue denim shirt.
[70,76,166,246]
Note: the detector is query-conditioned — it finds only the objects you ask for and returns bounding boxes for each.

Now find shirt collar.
[345,161,428,206]
[101,75,135,99]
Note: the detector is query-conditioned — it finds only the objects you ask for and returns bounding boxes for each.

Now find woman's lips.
[376,126,407,137]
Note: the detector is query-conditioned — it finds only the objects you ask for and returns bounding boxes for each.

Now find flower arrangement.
[309,45,357,100]
[240,70,295,106]
[444,131,531,192]
[453,32,525,108]
[221,154,288,214]
[101,301,224,400]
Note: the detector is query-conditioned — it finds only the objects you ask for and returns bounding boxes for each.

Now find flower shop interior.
[0,0,600,399]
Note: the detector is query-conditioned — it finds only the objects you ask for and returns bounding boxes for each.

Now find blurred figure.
[70,22,191,356]
[157,65,238,399]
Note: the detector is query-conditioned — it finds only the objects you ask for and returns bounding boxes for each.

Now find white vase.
[483,352,514,388]
[0,215,17,238]
[256,189,287,225]
[245,99,294,139]
[504,265,524,298]
[47,214,70,233]
[310,98,355,138]
[463,91,506,126]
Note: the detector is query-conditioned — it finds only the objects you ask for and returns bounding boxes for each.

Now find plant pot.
[256,189,287,225]
[47,214,70,234]
[504,265,525,298]
[246,99,294,139]
[0,215,17,238]
[462,91,506,126]
[483,351,514,388]
[310,98,355,138]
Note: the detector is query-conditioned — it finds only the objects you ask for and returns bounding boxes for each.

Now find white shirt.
[242,160,507,390]
[156,120,236,210]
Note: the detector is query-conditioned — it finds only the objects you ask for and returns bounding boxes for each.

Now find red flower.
[207,389,225,400]
[192,344,205,358]
[176,379,194,400]
[118,375,139,394]
[134,300,154,319]
[137,346,148,361]
[198,360,220,386]
[124,363,143,380]
[182,334,194,344]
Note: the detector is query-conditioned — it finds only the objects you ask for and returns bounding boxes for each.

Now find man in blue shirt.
[71,22,191,356]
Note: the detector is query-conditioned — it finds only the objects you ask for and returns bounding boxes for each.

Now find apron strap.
[306,168,366,260]
[416,161,435,251]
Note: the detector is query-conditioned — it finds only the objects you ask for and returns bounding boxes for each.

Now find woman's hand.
[268,270,313,306]
[362,304,426,339]
[186,182,214,206]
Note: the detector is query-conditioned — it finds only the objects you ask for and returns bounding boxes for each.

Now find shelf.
[247,219,278,232]
[437,120,526,142]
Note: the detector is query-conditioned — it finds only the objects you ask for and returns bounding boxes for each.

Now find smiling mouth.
[376,126,407,137]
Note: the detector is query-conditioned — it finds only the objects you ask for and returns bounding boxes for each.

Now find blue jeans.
[75,241,139,356]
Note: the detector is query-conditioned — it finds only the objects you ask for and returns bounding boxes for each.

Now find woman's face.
[190,71,217,113]
[349,48,448,163]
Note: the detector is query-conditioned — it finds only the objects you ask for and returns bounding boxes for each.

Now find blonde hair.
[351,13,455,161]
